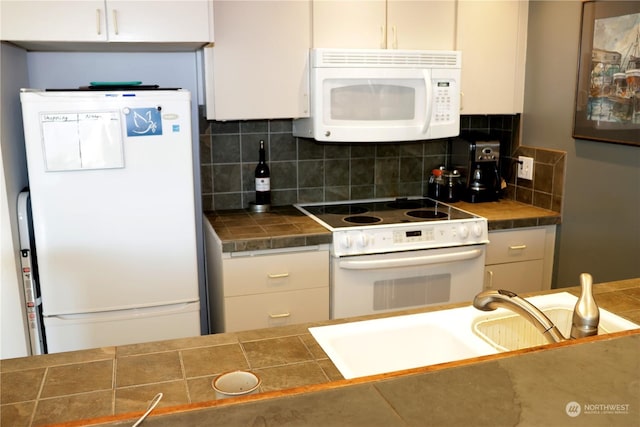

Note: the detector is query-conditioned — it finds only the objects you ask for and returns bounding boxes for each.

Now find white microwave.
[293,48,461,143]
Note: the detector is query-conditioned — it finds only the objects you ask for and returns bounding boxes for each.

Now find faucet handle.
[570,273,600,339]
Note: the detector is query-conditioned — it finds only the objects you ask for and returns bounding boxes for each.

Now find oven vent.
[373,274,451,311]
[312,48,461,69]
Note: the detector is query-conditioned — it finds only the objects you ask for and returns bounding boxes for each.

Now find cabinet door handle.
[380,25,386,49]
[269,312,291,319]
[112,9,119,35]
[96,9,101,35]
[267,273,289,279]
[508,244,527,250]
[391,25,398,49]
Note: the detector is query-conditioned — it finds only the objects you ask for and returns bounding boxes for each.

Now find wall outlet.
[518,156,534,180]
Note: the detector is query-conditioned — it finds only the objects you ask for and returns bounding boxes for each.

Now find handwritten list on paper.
[40,111,124,172]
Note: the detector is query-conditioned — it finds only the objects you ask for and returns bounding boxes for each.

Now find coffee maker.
[451,133,503,203]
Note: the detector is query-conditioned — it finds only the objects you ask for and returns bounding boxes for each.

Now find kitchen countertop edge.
[206,199,561,252]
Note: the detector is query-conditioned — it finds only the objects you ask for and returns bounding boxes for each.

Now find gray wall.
[522,1,640,287]
[1,42,31,358]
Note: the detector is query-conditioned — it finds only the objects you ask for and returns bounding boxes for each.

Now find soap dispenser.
[570,273,600,339]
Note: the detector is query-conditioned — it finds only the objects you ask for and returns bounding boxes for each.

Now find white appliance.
[293,48,461,143]
[296,198,488,319]
[19,88,201,353]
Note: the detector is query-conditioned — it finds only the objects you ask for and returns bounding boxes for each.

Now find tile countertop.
[205,205,332,253]
[1,279,638,427]
[206,199,561,253]
[450,199,561,230]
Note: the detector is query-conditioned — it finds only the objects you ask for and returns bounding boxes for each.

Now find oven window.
[330,83,416,121]
[373,273,451,311]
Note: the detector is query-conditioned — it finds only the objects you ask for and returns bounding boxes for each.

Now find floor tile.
[181,344,248,378]
[41,359,113,398]
[0,368,45,403]
[116,351,182,387]
[115,380,189,415]
[32,390,113,426]
[242,336,312,368]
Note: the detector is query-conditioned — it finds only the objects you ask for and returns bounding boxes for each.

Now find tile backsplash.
[200,113,564,213]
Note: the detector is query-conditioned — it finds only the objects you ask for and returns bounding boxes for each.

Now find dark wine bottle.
[255,140,271,205]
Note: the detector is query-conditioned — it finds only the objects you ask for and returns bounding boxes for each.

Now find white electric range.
[296,197,489,319]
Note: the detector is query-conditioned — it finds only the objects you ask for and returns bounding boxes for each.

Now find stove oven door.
[330,245,485,319]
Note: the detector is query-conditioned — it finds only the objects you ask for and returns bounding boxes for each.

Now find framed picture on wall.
[572,1,640,146]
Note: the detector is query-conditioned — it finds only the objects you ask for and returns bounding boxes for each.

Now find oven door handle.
[338,248,484,270]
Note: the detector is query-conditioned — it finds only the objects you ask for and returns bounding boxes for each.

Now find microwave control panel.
[433,80,456,124]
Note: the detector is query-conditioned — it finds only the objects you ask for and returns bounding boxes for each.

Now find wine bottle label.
[255,177,270,192]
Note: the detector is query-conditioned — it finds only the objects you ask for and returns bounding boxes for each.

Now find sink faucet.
[473,289,566,344]
[473,273,600,344]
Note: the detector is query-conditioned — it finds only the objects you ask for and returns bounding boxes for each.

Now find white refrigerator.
[20,88,201,353]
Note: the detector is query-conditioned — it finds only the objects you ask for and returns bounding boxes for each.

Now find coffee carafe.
[451,135,503,203]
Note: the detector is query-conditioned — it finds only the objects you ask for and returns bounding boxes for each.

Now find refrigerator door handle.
[50,302,198,322]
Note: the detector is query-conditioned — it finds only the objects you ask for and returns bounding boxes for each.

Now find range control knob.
[472,223,484,237]
[341,234,352,249]
[357,232,369,248]
[458,225,469,240]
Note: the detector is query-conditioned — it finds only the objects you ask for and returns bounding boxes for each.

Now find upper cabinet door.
[313,0,386,49]
[0,0,213,46]
[206,1,311,120]
[456,0,529,114]
[0,1,108,42]
[312,0,455,50]
[386,0,455,50]
[105,1,213,43]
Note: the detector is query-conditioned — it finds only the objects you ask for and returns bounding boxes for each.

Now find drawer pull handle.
[267,273,289,279]
[269,312,291,319]
[508,245,527,250]
[486,270,494,289]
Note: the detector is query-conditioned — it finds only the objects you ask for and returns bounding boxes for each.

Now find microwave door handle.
[338,248,484,270]
[421,69,434,135]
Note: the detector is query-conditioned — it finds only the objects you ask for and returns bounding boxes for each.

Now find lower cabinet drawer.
[223,250,329,296]
[485,228,546,264]
[484,260,545,294]
[223,287,329,332]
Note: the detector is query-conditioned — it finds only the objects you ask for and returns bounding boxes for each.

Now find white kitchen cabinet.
[204,218,329,333]
[456,0,529,114]
[204,0,311,120]
[484,225,556,294]
[220,249,329,332]
[0,0,212,47]
[312,0,456,50]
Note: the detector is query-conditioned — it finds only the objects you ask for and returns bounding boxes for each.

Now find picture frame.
[572,1,640,147]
